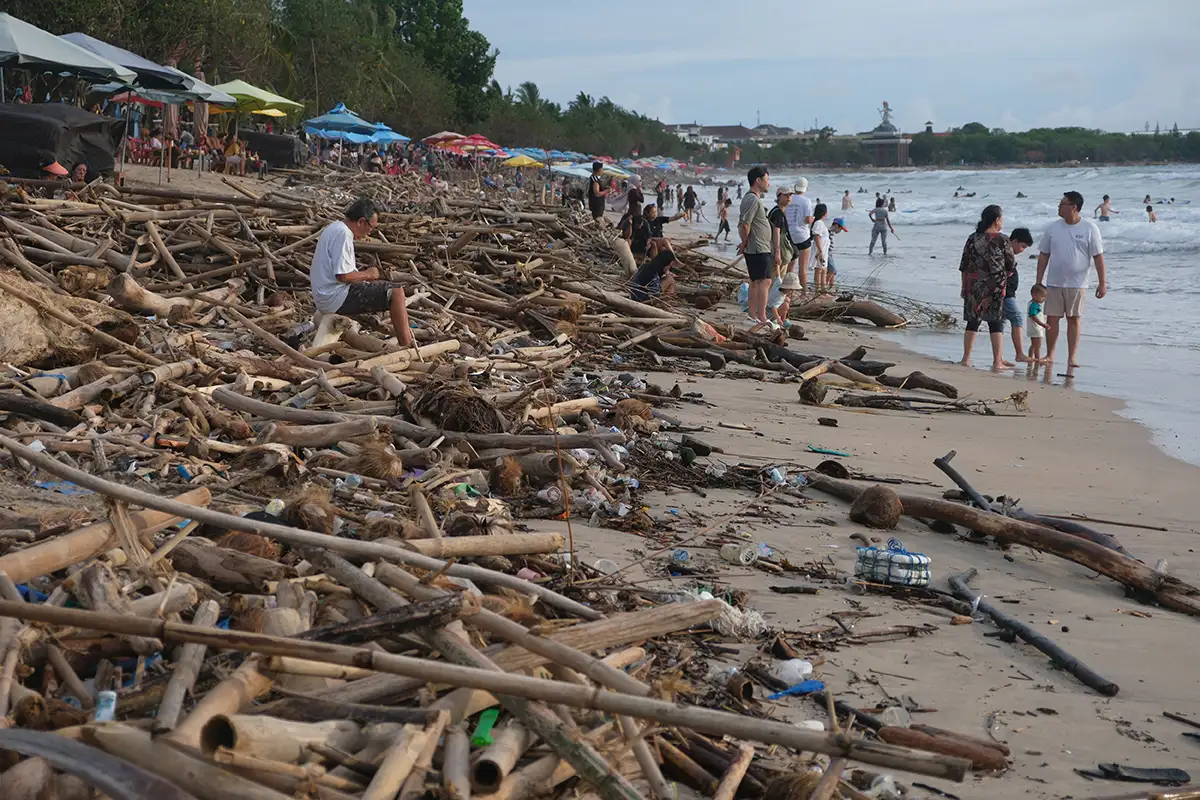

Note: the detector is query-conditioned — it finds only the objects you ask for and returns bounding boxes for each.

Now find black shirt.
[633,251,674,288]
[768,206,792,245]
[646,215,669,238]
[621,213,652,254]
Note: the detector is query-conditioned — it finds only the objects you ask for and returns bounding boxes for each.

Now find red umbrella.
[110,91,164,108]
[447,133,502,151]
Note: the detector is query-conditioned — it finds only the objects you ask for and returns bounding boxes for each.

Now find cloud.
[463,0,1200,133]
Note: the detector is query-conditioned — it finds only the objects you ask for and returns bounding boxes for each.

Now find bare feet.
[1037,355,1054,365]
[1001,359,1016,368]
[1068,361,1081,368]
[1015,355,1033,363]
[956,358,971,366]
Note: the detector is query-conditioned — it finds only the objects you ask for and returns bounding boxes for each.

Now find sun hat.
[41,161,68,176]
[779,273,802,291]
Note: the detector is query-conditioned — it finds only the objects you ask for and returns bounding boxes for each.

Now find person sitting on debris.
[630,249,678,303]
[310,198,413,347]
[642,203,684,258]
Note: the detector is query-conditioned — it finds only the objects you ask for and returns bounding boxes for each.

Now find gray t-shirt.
[871,207,890,231]
[739,191,772,254]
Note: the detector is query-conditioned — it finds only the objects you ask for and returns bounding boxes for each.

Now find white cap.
[794,178,808,192]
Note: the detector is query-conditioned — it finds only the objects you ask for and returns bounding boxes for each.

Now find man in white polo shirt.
[1036,190,1107,368]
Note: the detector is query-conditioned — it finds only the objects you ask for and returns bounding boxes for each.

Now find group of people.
[1096,194,1160,223]
[734,167,849,331]
[957,191,1106,371]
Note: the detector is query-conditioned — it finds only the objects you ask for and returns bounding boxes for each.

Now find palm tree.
[515,81,542,109]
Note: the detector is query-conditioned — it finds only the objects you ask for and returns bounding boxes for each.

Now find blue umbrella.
[370,122,409,144]
[304,103,375,135]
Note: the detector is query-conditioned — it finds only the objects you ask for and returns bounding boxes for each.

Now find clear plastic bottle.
[776,659,813,685]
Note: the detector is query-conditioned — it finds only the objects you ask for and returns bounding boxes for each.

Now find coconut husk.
[612,398,653,432]
[58,265,116,295]
[762,768,823,800]
[491,455,523,496]
[14,694,88,731]
[411,381,506,434]
[0,274,139,367]
[849,485,903,530]
[283,487,339,535]
[557,299,586,322]
[230,605,268,633]
[215,531,283,560]
[361,516,424,541]
[444,497,514,538]
[342,443,404,480]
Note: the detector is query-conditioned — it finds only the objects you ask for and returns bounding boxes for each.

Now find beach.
[526,312,1200,798]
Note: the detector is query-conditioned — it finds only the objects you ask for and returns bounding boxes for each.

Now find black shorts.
[717,220,731,234]
[337,281,393,315]
[745,252,772,281]
[794,239,812,251]
[589,200,605,219]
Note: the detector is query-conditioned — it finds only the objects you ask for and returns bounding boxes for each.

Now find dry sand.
[528,316,1200,799]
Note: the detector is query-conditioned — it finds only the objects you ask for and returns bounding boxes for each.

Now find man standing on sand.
[784,177,815,291]
[738,166,774,330]
[1002,227,1035,362]
[311,198,413,348]
[587,162,609,221]
[842,190,853,210]
[1037,191,1107,368]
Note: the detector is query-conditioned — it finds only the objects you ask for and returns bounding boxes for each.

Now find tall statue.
[879,101,892,126]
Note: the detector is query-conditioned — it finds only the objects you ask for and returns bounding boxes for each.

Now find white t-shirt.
[311,221,356,313]
[811,220,830,266]
[1038,218,1103,288]
[784,194,814,243]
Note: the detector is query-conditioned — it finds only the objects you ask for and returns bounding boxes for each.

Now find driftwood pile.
[0,171,991,799]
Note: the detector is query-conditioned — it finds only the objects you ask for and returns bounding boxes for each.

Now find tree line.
[5,0,694,158]
[701,123,1200,168]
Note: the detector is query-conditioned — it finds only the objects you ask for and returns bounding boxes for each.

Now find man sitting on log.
[310,198,413,347]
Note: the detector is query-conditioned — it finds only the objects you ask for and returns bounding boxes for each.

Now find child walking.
[810,203,831,294]
[716,198,733,241]
[1027,283,1048,362]
[827,217,848,290]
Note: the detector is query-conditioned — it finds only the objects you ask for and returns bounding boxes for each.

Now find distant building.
[859,102,911,167]
[664,123,715,147]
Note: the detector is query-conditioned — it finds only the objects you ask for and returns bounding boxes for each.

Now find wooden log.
[808,475,1200,617]
[711,743,755,800]
[561,280,686,322]
[791,298,906,327]
[171,539,288,593]
[0,391,83,427]
[262,417,378,448]
[0,757,56,800]
[659,739,719,794]
[69,562,162,655]
[167,660,274,749]
[877,727,1007,771]
[910,725,1012,757]
[878,371,959,399]
[363,723,431,800]
[0,488,209,585]
[155,599,221,732]
[201,714,364,763]
[949,570,1119,696]
[513,452,580,479]
[84,723,293,800]
[527,397,601,421]
[376,533,563,559]
[444,724,471,800]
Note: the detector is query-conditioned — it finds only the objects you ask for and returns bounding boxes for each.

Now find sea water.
[688,165,1200,465]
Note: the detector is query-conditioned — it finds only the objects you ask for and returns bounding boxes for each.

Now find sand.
[528,314,1200,799]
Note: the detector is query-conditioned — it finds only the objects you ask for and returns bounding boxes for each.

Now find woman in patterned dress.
[958,204,1017,370]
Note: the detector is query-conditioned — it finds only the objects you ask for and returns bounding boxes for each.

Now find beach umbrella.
[424,130,464,144]
[303,103,375,135]
[210,79,302,114]
[91,82,236,106]
[0,13,136,83]
[60,32,186,91]
[503,154,544,168]
[370,122,409,144]
[447,133,502,151]
[210,107,288,118]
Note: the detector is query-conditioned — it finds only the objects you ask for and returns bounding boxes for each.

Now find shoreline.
[536,314,1200,798]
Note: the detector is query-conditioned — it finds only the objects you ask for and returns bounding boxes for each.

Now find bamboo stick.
[443,723,471,800]
[155,599,221,732]
[712,743,755,800]
[0,600,971,781]
[472,721,536,793]
[201,714,364,763]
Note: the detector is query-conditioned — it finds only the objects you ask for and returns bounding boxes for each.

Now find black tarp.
[0,103,124,178]
[240,129,304,168]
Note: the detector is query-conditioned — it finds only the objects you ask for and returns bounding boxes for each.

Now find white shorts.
[1028,317,1046,339]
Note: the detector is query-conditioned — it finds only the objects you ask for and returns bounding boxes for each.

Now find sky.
[461,0,1200,135]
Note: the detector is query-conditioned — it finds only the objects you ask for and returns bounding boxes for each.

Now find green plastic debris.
[470,708,500,747]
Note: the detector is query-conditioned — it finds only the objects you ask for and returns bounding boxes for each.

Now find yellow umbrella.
[209,107,287,117]
[502,154,544,168]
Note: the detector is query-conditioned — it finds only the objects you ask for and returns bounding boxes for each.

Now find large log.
[790,298,906,327]
[807,476,1200,616]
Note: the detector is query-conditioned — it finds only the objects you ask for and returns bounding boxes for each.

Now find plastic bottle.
[719,542,758,566]
[766,467,787,486]
[867,775,902,800]
[776,658,814,685]
[671,549,691,566]
[93,690,117,722]
[593,558,620,576]
[795,719,825,732]
[878,706,911,727]
[337,474,363,491]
